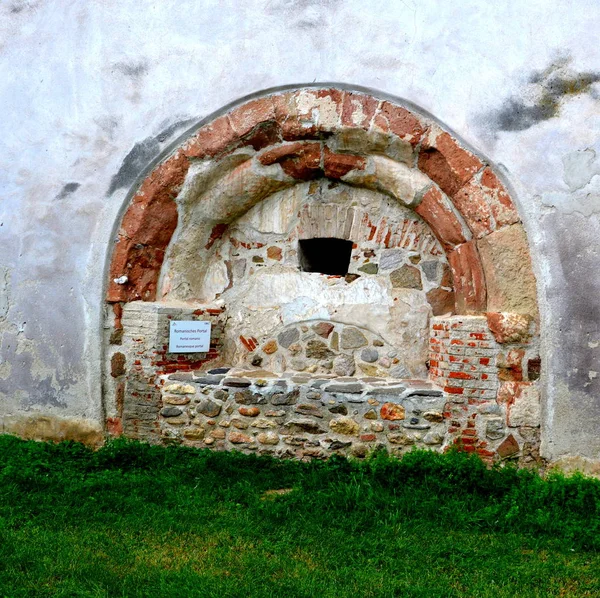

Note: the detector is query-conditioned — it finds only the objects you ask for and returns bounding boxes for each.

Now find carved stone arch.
[104,86,541,464]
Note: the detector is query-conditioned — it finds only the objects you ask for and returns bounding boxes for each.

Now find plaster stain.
[488,58,600,132]
[55,182,80,200]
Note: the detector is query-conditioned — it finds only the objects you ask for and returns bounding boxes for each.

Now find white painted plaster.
[1,0,600,462]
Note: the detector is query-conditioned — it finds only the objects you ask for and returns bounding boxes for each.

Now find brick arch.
[106,87,535,319]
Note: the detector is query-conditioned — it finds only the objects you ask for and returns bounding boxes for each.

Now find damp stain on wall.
[486,57,600,133]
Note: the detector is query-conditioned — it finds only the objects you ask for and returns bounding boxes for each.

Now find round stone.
[361,348,379,363]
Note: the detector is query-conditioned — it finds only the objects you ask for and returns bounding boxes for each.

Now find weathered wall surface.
[1,1,599,467]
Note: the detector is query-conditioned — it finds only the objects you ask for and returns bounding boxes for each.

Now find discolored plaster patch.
[54,182,80,201]
[486,57,600,133]
[1,415,104,446]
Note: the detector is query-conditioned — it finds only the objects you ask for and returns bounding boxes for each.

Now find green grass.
[0,436,600,597]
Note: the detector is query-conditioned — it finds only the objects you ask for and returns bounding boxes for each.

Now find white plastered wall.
[1,1,600,466]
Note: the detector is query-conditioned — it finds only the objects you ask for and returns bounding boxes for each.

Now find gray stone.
[223,377,252,388]
[310,379,329,388]
[361,348,379,363]
[232,259,246,279]
[294,404,323,418]
[306,391,322,400]
[421,261,441,283]
[341,327,368,349]
[390,365,411,378]
[207,367,230,375]
[196,399,222,417]
[368,385,406,396]
[290,358,307,371]
[379,249,404,271]
[423,431,444,445]
[329,404,348,415]
[478,403,502,415]
[167,372,193,381]
[284,419,326,434]
[333,354,356,376]
[486,418,506,440]
[160,406,183,418]
[278,327,300,349]
[271,389,299,405]
[329,440,352,450]
[324,382,364,394]
[390,265,422,289]
[234,390,266,405]
[194,376,223,386]
[305,339,334,360]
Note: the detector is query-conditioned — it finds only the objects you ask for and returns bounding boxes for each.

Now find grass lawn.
[0,436,599,597]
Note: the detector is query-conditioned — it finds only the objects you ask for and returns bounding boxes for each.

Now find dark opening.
[299,238,353,275]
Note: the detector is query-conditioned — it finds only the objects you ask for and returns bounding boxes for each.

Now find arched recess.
[104,86,541,464]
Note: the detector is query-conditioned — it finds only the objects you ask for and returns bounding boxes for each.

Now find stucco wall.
[1,0,599,467]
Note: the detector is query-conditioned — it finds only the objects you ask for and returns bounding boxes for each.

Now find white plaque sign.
[169,321,211,353]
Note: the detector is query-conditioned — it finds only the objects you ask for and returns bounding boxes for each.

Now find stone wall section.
[157,370,447,458]
[240,321,405,378]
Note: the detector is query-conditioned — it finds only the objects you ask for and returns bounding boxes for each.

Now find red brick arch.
[106,87,531,317]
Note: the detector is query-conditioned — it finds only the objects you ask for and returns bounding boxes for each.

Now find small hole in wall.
[298,238,353,276]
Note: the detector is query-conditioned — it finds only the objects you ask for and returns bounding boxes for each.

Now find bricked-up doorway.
[104,86,541,466]
[299,238,353,275]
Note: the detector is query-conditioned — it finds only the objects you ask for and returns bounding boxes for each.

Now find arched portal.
[104,87,541,464]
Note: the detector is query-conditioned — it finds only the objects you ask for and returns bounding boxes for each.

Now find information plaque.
[168,321,211,353]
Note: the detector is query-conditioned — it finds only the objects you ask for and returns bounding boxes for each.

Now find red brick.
[227,97,276,137]
[449,371,474,380]
[360,434,377,442]
[258,141,322,180]
[272,92,315,140]
[341,92,380,129]
[418,131,483,197]
[372,101,426,146]
[447,241,487,313]
[323,147,367,179]
[480,168,520,228]
[239,335,258,352]
[444,386,464,395]
[452,177,495,238]
[186,114,238,158]
[477,449,495,458]
[415,186,468,250]
[497,434,519,458]
[107,151,188,302]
